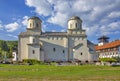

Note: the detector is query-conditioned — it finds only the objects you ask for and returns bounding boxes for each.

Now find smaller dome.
[69,16,82,22]
[28,16,42,22]
[70,16,80,20]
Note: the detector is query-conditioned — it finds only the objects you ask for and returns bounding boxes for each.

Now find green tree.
[0,40,18,59]
[0,40,9,61]
[7,41,18,58]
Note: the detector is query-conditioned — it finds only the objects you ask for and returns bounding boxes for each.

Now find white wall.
[68,36,89,61]
[40,36,68,62]
[28,44,40,60]
[18,36,29,61]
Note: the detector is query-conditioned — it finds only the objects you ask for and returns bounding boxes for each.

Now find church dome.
[69,16,82,22]
[27,16,42,30]
[28,16,42,22]
[70,16,80,19]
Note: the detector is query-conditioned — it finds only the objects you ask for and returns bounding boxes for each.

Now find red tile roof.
[95,40,120,50]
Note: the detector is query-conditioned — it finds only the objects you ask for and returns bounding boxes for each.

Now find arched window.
[33,39,35,43]
[53,48,56,52]
[33,50,35,54]
[33,22,34,27]
[63,50,65,53]
[30,23,31,27]
[36,23,39,27]
[80,52,82,55]
[76,23,77,28]
[70,24,72,28]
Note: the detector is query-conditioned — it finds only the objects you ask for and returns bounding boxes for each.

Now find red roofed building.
[95,36,120,58]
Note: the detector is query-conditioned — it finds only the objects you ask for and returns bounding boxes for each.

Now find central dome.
[28,16,42,22]
[28,16,40,20]
[69,16,82,22]
[70,16,80,20]
[27,16,42,30]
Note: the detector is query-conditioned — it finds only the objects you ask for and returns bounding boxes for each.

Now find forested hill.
[0,40,18,58]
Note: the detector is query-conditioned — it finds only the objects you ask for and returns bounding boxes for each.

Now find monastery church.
[18,16,98,62]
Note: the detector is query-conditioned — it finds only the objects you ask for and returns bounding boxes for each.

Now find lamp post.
[73,48,75,61]
[4,51,7,63]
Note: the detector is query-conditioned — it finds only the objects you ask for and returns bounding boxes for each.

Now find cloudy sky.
[0,0,120,43]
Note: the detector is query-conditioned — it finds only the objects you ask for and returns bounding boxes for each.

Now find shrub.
[22,59,44,65]
[99,58,117,62]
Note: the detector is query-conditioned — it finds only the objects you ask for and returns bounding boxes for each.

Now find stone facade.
[18,16,98,62]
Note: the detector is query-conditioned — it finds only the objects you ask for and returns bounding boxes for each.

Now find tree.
[113,57,120,62]
[7,41,18,58]
[0,40,9,61]
[0,40,18,59]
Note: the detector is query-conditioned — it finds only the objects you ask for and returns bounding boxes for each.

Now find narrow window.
[76,23,77,28]
[33,23,34,27]
[33,39,35,43]
[36,23,39,27]
[40,48,42,51]
[63,50,65,53]
[70,24,72,28]
[53,48,56,52]
[33,50,35,54]
[80,52,82,55]
[30,23,31,27]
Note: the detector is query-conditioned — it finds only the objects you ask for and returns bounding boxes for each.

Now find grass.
[0,64,120,81]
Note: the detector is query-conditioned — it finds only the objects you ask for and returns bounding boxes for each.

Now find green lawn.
[0,64,120,81]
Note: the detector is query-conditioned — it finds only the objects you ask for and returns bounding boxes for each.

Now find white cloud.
[0,16,29,32]
[73,0,92,13]
[0,20,3,29]
[108,21,120,30]
[22,16,29,26]
[83,25,99,36]
[25,0,52,16]
[7,34,17,38]
[108,11,120,18]
[54,1,72,14]
[61,29,66,32]
[48,12,68,27]
[5,22,19,32]
[0,20,2,23]
[99,21,120,35]
[51,30,56,32]
[42,24,47,32]
[0,24,2,28]
[25,0,120,38]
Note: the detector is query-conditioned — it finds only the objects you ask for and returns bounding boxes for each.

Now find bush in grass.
[22,59,45,65]
[113,57,120,62]
[100,58,117,63]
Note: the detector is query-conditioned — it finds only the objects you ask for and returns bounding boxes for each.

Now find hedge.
[99,58,117,62]
[22,59,45,65]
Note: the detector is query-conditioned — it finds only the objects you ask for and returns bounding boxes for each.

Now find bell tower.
[98,36,109,46]
[68,16,82,30]
[67,16,86,35]
[27,16,42,34]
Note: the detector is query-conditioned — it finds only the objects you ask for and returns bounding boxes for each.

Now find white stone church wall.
[40,36,68,62]
[68,36,89,61]
[18,37,29,61]
[28,45,40,61]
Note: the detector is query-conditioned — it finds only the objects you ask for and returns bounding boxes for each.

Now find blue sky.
[0,0,120,44]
